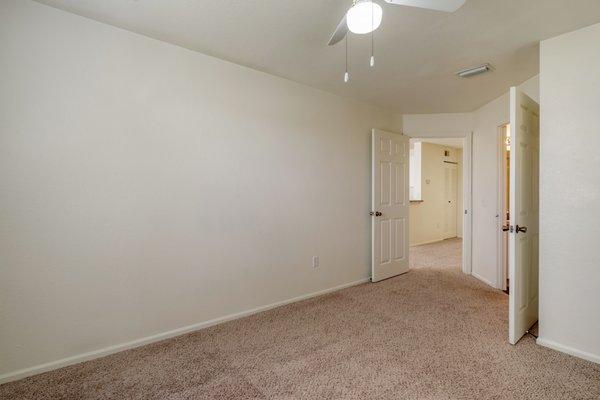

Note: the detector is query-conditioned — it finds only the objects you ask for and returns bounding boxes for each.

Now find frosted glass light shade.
[347,1,383,34]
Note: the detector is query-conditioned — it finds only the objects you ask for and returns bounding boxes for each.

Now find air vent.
[456,64,493,78]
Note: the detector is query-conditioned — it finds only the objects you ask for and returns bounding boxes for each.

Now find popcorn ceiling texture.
[2,239,599,399]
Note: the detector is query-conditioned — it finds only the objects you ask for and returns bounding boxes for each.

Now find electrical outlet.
[312,256,319,268]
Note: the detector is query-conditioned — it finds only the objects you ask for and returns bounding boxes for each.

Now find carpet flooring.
[2,238,599,399]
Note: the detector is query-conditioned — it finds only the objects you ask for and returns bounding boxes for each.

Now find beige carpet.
[2,238,599,399]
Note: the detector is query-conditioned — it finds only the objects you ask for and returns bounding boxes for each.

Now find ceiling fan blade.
[328,14,348,46]
[383,0,466,13]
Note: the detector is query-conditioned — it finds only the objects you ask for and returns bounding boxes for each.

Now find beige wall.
[0,0,402,381]
[538,22,600,363]
[410,143,462,246]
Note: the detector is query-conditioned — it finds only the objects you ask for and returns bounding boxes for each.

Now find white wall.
[409,142,422,201]
[519,75,540,103]
[0,0,402,380]
[470,94,509,287]
[403,76,539,288]
[403,113,474,137]
[537,22,600,363]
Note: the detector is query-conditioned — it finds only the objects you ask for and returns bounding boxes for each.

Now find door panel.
[372,130,409,282]
[394,218,405,260]
[508,87,540,345]
[380,161,391,205]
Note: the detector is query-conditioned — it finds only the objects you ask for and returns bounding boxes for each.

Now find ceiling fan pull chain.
[370,0,375,67]
[344,34,350,83]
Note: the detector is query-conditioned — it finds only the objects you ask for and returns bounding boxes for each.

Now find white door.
[371,129,410,282]
[444,163,458,239]
[508,87,540,344]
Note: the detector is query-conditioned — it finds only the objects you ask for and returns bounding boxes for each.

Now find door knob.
[516,225,528,233]
[370,211,383,217]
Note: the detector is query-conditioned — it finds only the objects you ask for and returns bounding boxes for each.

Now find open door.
[508,88,540,344]
[371,129,410,282]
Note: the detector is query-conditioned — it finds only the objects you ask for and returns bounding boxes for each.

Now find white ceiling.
[35,0,600,114]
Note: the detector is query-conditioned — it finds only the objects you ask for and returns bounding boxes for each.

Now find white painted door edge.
[462,132,473,276]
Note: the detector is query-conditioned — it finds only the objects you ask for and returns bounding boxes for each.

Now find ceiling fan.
[328,0,466,46]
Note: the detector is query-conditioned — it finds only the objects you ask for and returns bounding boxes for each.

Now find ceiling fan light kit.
[347,0,383,34]
[330,0,467,82]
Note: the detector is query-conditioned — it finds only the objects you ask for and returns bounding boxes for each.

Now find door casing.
[402,132,473,276]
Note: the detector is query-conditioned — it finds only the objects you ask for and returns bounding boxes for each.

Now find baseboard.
[410,236,460,247]
[471,272,496,288]
[0,277,369,385]
[537,337,600,365]
[410,239,444,247]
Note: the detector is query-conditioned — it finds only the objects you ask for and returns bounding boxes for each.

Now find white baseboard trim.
[537,337,600,365]
[410,239,444,247]
[471,272,496,288]
[410,237,460,248]
[0,277,370,385]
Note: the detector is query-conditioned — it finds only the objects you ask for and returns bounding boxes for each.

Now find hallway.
[410,237,462,270]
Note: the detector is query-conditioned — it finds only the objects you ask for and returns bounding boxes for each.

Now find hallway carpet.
[2,239,599,399]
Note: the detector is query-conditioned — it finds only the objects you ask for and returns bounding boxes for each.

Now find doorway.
[408,138,465,268]
[370,130,473,282]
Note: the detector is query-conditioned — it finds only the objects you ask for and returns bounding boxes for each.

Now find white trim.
[537,337,600,365]
[0,277,369,385]
[462,132,473,275]
[410,238,448,247]
[496,124,510,291]
[471,271,496,288]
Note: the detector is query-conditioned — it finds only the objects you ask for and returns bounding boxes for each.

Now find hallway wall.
[410,143,462,246]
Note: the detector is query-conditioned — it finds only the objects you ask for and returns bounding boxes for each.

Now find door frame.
[404,132,473,275]
[497,124,510,292]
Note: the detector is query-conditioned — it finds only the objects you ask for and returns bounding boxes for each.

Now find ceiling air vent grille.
[456,64,493,78]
